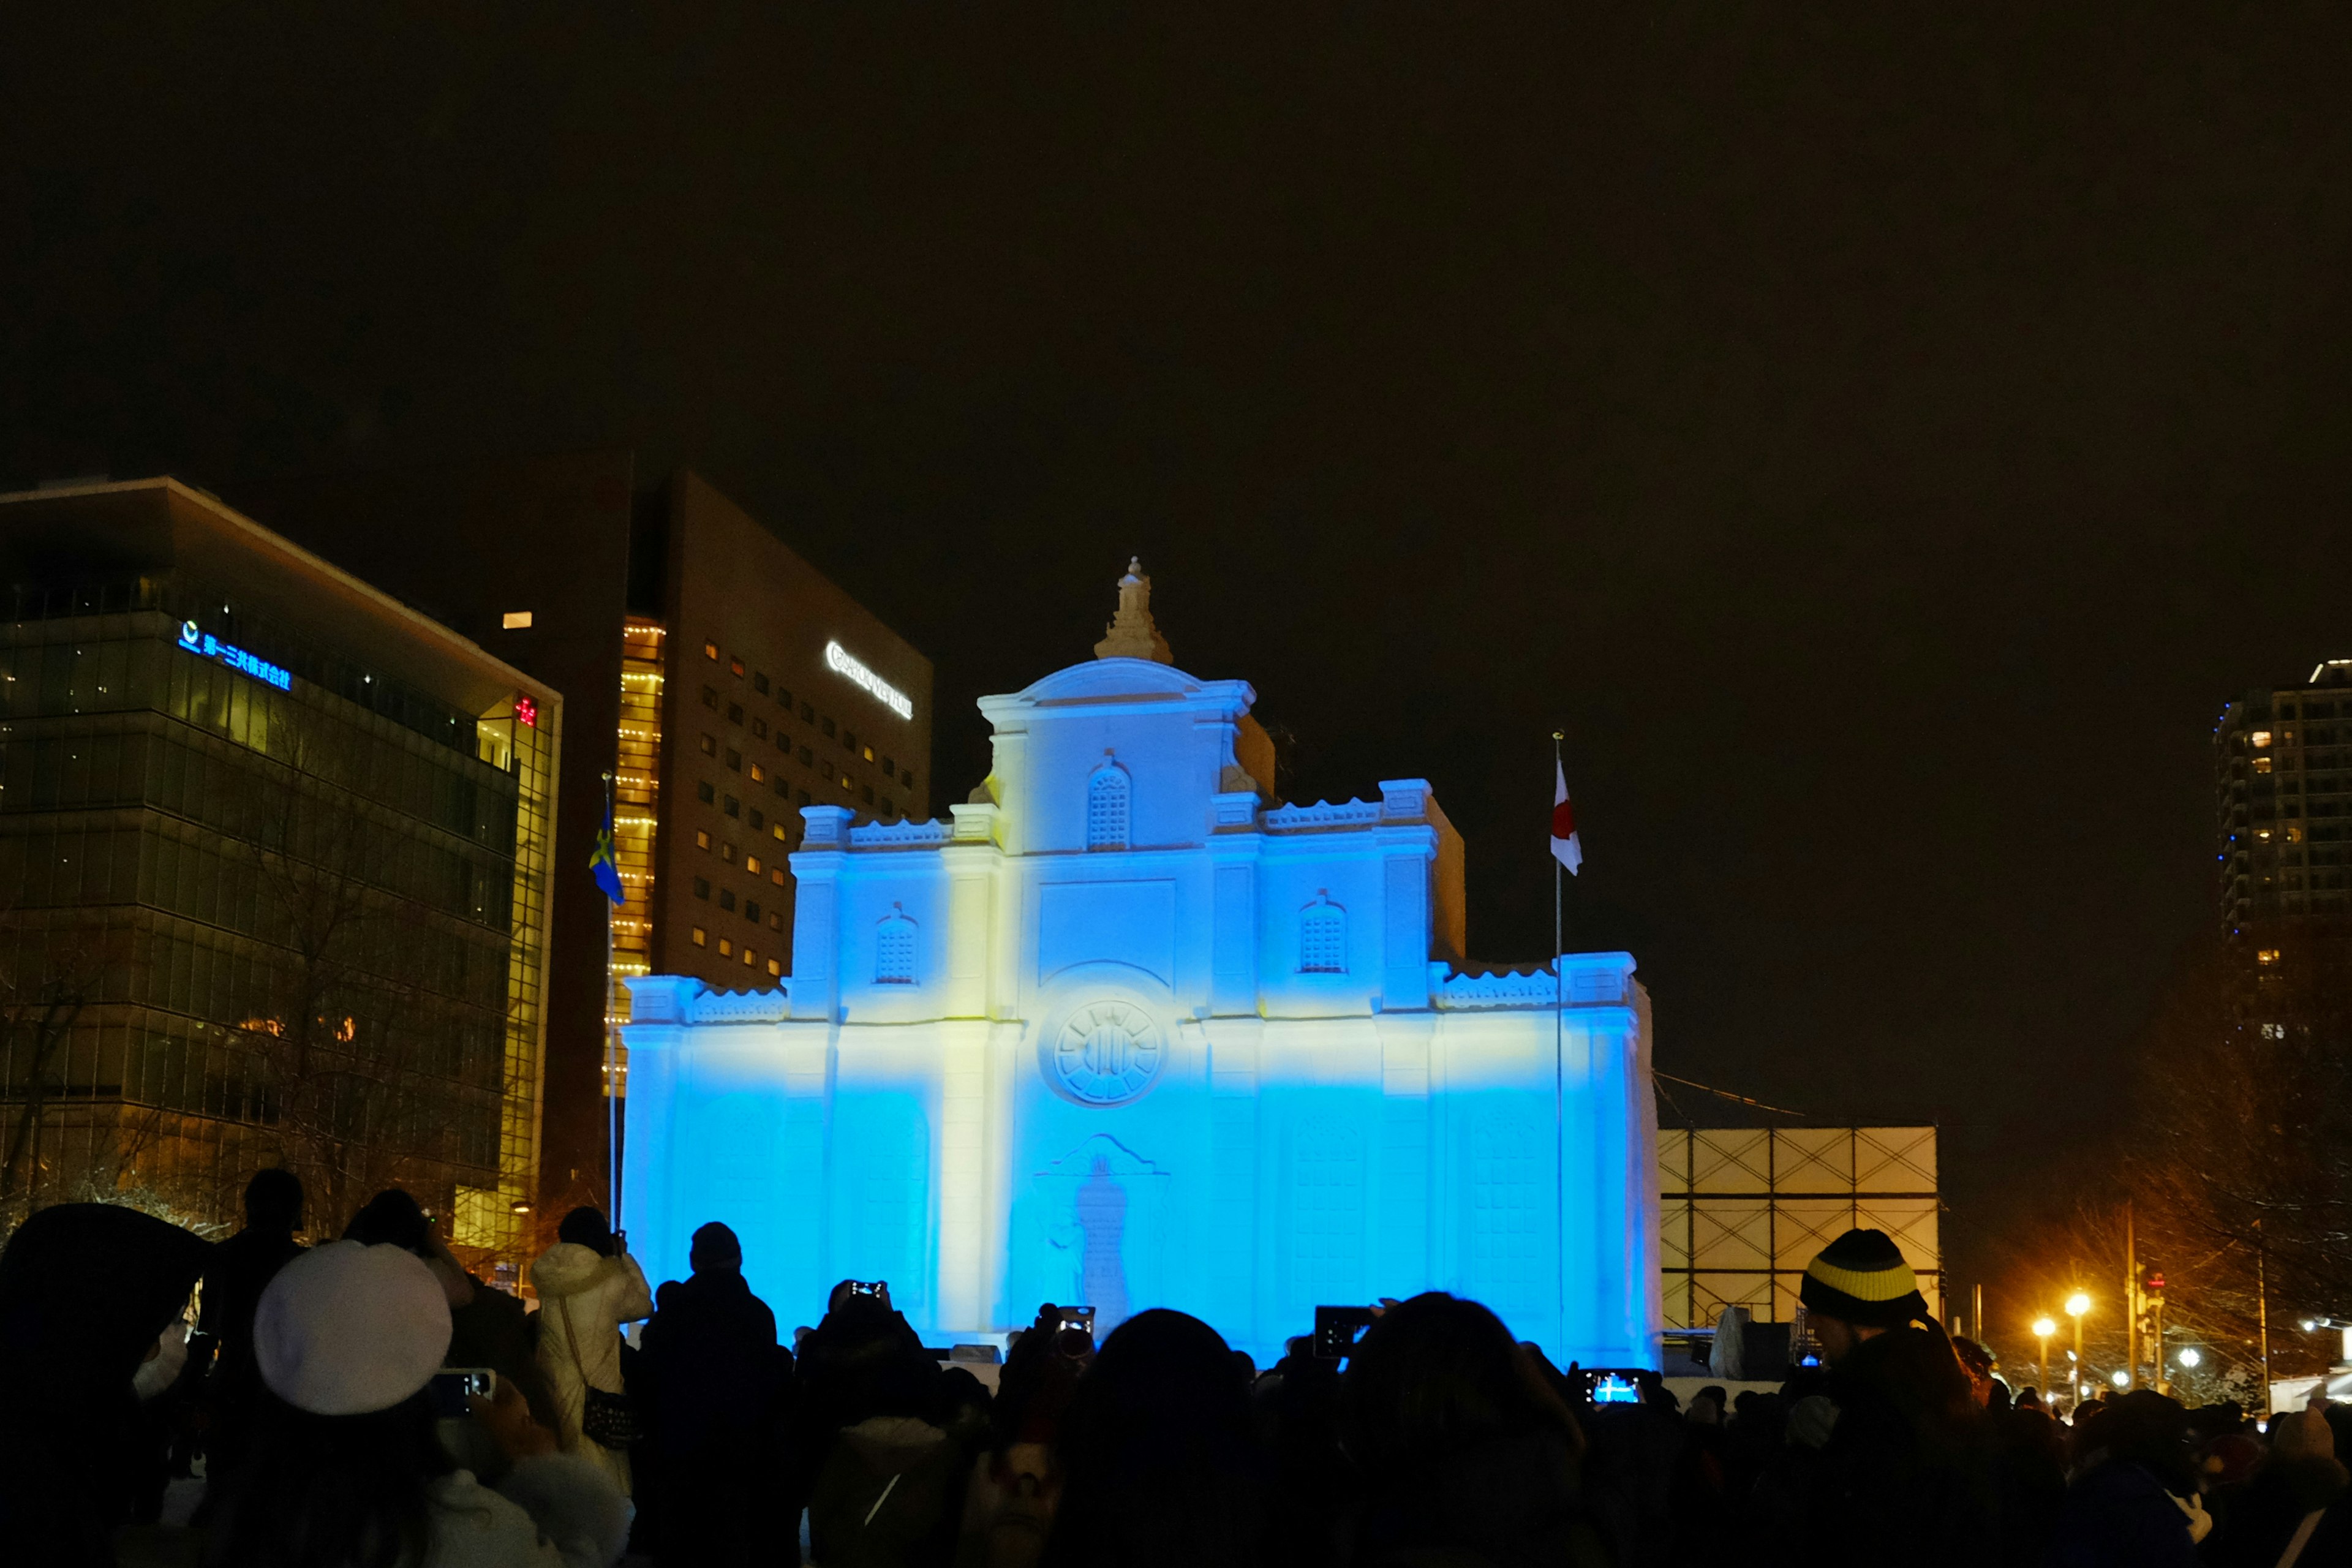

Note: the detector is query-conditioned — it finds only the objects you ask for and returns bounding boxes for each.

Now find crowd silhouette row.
[1,1170,2346,1567]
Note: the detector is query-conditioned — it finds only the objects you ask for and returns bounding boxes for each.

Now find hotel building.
[241,457,931,1209]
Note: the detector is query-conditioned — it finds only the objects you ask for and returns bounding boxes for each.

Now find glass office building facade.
[0,481,557,1264]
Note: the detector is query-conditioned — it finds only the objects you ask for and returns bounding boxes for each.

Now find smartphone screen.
[1588,1371,1642,1404]
[428,1368,496,1418]
[1313,1306,1377,1361]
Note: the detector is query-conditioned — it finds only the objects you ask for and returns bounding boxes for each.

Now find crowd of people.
[4,1172,2351,1567]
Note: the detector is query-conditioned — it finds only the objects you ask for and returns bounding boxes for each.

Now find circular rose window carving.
[1046,998,1164,1105]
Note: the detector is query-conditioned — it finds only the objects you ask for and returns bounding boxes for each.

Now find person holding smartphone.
[530,1207,653,1497]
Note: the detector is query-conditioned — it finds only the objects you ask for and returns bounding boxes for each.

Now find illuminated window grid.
[488,704,557,1267]
[606,619,666,1095]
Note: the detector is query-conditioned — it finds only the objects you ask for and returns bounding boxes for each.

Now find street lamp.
[2110,1369,2130,1389]
[2033,1316,2057,1404]
[2178,1348,2203,1370]
[2065,1292,2091,1414]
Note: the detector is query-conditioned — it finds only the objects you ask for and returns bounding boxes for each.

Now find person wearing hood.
[1782,1228,1999,1568]
[2046,1389,2205,1566]
[531,1205,652,1495]
[203,1237,631,1567]
[0,1201,214,1567]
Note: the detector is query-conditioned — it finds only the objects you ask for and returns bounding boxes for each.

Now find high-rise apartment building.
[0,480,559,1264]
[2214,658,2352,925]
[239,457,931,1208]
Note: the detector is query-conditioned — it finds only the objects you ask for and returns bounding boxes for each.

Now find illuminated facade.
[624,565,1660,1365]
[2216,660,2352,925]
[0,480,558,1262]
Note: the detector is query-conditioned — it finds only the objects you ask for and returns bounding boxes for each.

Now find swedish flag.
[590,807,624,905]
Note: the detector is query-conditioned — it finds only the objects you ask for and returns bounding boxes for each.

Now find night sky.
[7,7,2350,1299]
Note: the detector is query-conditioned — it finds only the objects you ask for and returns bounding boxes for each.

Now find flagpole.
[603,770,619,1229]
[1552,729,1567,1352]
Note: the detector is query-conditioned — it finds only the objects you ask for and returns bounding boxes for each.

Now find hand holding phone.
[1313,1306,1378,1362]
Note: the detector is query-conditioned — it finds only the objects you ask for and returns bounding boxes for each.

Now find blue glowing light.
[178,619,291,691]
[624,652,1662,1369]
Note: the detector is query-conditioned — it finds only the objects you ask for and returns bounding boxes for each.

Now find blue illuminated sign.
[178,619,292,692]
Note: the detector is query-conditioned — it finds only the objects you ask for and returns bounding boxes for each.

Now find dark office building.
[238,456,932,1211]
[0,479,559,1262]
[2215,658,2352,925]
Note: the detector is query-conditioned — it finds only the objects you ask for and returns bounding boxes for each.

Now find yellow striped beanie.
[1799,1228,1929,1328]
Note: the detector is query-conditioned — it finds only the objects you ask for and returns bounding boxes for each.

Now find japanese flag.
[1551,760,1583,875]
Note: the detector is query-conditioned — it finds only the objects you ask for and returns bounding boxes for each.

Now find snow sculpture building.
[622,562,1662,1365]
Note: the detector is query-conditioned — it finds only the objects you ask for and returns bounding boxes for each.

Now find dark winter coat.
[634,1267,793,1567]
[1789,1327,2000,1568]
[2044,1458,2200,1568]
[0,1204,214,1568]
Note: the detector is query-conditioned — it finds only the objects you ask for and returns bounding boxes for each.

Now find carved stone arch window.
[876,903,918,985]
[1299,891,1346,974]
[1086,755,1131,851]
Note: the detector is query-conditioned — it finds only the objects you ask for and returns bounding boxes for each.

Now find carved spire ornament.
[1093,556,1173,664]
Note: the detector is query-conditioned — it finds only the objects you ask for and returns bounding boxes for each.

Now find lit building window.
[695,830,710,850]
[2256,758,2275,774]
[704,641,718,660]
[1300,894,1347,973]
[746,854,762,874]
[2253,731,2274,747]
[876,908,917,984]
[742,947,756,967]
[718,937,733,956]
[2259,948,2281,963]
[772,823,788,842]
[1087,760,1131,850]
[750,763,766,783]
[767,958,783,976]
[721,843,737,863]
[502,610,533,629]
[770,867,785,886]
[730,657,744,677]
[862,745,875,763]
[768,912,783,930]
[691,926,707,946]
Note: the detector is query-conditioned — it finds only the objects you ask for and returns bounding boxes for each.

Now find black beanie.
[1798,1228,1930,1329]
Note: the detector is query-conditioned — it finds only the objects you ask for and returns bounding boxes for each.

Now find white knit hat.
[255,1240,452,1415]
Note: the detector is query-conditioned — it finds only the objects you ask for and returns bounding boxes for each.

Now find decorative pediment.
[1033,1131,1169,1180]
